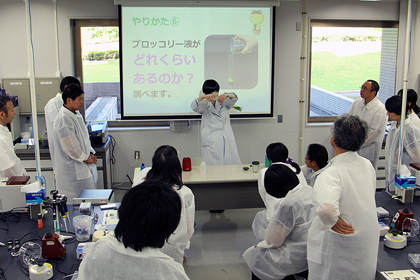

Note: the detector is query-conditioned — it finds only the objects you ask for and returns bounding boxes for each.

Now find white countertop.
[134,164,260,184]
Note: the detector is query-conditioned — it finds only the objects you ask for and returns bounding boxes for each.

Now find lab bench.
[135,164,264,210]
[15,136,112,194]
[376,191,420,278]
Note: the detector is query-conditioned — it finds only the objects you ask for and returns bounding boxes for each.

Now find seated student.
[78,180,190,280]
[244,164,316,280]
[133,145,195,264]
[385,95,420,191]
[254,142,306,242]
[300,143,329,187]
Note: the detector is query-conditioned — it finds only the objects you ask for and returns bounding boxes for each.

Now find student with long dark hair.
[78,180,189,280]
[135,145,195,264]
[385,95,420,190]
[397,88,420,130]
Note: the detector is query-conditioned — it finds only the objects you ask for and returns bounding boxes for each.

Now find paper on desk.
[20,181,41,192]
[380,269,420,280]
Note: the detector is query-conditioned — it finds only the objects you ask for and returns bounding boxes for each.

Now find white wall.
[0,0,415,184]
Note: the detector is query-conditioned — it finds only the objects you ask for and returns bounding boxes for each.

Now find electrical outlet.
[134,151,140,160]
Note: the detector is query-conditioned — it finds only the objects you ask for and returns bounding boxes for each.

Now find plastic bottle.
[37,213,43,228]
[200,161,206,174]
[265,155,270,167]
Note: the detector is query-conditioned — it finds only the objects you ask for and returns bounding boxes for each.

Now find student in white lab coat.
[134,145,195,264]
[78,180,190,280]
[0,95,26,178]
[243,164,316,280]
[52,84,97,200]
[44,76,81,172]
[300,143,329,187]
[253,142,307,242]
[397,88,420,131]
[385,95,420,191]
[348,80,387,170]
[191,79,241,165]
[307,114,379,280]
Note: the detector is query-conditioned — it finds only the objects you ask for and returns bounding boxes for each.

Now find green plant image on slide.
[311,51,380,92]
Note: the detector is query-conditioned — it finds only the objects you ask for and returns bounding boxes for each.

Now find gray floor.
[113,187,260,280]
[184,208,261,280]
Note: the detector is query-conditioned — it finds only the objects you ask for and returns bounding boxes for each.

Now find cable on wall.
[53,0,62,77]
[25,0,42,180]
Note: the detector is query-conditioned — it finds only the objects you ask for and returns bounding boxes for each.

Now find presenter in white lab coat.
[254,142,307,242]
[44,76,81,172]
[133,145,195,264]
[384,95,420,191]
[191,79,241,165]
[78,180,190,280]
[0,95,26,178]
[52,84,97,200]
[348,80,387,169]
[244,164,316,280]
[307,114,379,280]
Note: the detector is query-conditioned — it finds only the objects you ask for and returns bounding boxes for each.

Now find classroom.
[1,0,420,279]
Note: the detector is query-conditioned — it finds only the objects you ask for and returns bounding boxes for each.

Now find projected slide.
[121,7,273,119]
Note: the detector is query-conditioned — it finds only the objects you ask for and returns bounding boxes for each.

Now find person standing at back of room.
[44,76,82,173]
[0,95,26,178]
[191,79,241,165]
[307,114,379,280]
[52,83,97,200]
[348,80,387,170]
[397,88,420,131]
[384,95,420,191]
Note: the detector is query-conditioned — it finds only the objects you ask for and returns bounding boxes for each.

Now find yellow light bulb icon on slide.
[250,10,264,35]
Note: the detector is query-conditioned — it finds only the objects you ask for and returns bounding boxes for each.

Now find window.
[307,20,399,123]
[73,19,120,122]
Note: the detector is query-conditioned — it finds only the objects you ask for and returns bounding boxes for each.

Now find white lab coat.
[408,111,420,131]
[307,151,379,280]
[348,96,388,169]
[161,185,195,263]
[191,97,241,165]
[44,92,63,172]
[132,168,195,264]
[78,236,190,280]
[0,125,26,178]
[132,167,151,187]
[385,119,420,191]
[300,164,330,187]
[52,106,97,200]
[244,183,316,280]
[253,162,307,242]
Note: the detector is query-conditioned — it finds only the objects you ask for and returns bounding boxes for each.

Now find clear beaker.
[73,215,93,242]
[193,157,203,171]
[230,38,252,54]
